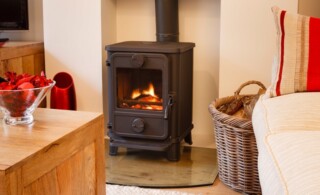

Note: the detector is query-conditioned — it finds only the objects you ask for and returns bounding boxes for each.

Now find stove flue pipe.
[155,0,179,42]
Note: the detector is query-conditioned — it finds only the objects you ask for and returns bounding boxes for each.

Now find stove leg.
[166,142,180,161]
[184,132,193,145]
[109,145,118,156]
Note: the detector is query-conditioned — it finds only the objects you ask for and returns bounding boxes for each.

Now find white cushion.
[267,131,320,195]
[252,92,320,195]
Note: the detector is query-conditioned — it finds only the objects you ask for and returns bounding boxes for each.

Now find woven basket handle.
[234,80,266,96]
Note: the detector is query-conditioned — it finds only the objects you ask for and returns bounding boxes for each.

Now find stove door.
[109,53,169,140]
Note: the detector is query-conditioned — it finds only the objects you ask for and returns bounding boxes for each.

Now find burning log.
[119,82,163,111]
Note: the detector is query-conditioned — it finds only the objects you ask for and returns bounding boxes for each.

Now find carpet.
[106,139,218,187]
[106,184,197,195]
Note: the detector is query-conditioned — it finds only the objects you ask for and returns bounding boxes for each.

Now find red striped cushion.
[271,6,320,97]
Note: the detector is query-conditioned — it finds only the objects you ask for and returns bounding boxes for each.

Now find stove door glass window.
[117,68,163,111]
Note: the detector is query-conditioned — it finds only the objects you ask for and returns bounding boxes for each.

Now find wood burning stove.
[105,0,195,161]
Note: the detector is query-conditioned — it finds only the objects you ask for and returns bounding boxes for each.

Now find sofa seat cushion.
[252,92,320,195]
[256,92,320,134]
[267,131,320,194]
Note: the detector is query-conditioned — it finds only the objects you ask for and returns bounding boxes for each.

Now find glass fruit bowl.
[0,81,55,125]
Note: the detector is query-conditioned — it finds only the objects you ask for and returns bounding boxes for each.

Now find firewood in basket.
[218,98,243,115]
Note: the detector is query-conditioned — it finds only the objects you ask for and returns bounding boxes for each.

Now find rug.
[105,139,218,187]
[106,184,197,195]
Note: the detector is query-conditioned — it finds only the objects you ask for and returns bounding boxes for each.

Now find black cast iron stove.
[105,0,195,161]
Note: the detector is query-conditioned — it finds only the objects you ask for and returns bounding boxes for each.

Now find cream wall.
[116,0,220,147]
[43,0,103,112]
[219,1,298,97]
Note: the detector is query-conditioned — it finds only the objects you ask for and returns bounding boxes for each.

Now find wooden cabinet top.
[0,42,44,61]
[0,108,103,171]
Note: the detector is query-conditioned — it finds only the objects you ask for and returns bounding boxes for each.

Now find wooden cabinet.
[0,42,45,77]
[0,109,106,195]
[0,42,47,107]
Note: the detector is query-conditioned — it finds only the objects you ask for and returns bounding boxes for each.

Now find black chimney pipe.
[155,0,179,42]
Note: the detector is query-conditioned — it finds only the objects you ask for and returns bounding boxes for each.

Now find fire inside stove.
[117,68,163,111]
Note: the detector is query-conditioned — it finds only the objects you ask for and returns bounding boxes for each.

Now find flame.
[131,89,141,99]
[128,82,163,111]
[142,83,158,98]
[131,83,159,100]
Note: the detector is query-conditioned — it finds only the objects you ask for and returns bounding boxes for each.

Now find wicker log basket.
[209,81,266,194]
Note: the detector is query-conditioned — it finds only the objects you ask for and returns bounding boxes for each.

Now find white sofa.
[251,6,320,194]
[252,92,320,194]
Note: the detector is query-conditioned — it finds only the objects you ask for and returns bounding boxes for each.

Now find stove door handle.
[164,96,174,119]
